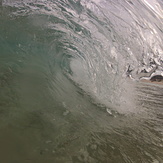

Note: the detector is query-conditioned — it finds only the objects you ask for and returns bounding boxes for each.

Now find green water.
[0,1,163,162]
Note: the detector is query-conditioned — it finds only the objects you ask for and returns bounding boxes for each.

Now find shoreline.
[139,79,163,86]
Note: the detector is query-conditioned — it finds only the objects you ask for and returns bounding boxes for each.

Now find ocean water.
[0,0,163,162]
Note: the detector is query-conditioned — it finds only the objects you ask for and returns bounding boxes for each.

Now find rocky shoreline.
[140,75,163,85]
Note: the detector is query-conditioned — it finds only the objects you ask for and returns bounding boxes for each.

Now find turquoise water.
[0,0,163,162]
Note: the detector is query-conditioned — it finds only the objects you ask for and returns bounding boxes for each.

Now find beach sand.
[140,79,163,86]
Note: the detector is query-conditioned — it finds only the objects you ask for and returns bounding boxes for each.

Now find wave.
[0,0,163,162]
[1,0,163,113]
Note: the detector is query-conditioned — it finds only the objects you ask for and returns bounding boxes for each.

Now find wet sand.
[140,79,163,86]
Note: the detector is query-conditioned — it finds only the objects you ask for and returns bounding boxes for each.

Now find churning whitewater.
[0,0,163,162]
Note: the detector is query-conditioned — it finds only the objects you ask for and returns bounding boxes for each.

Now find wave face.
[0,0,163,162]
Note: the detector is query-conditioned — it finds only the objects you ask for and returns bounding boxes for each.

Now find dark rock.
[150,75,163,82]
